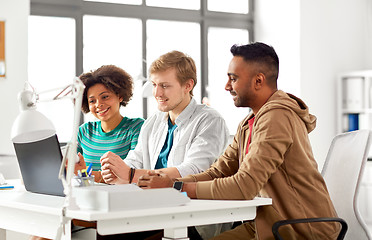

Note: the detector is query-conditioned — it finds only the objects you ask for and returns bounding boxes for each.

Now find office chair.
[272,129,372,240]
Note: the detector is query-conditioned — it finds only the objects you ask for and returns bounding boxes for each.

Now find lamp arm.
[58,77,85,188]
[36,84,76,103]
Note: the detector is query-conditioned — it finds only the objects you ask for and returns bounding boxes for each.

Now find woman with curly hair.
[76,65,144,182]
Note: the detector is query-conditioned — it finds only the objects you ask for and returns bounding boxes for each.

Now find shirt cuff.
[177,175,197,182]
[196,180,214,199]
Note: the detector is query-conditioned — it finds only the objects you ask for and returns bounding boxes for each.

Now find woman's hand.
[100,151,130,184]
[74,152,87,175]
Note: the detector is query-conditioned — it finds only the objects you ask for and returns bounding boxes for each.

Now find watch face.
[173,181,183,191]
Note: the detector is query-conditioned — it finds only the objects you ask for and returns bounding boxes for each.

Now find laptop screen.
[13,134,65,196]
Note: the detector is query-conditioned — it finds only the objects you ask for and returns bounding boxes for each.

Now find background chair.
[273,129,372,240]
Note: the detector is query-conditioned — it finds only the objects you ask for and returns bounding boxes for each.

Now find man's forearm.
[132,169,149,183]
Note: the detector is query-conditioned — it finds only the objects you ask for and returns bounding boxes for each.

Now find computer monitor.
[13,134,65,196]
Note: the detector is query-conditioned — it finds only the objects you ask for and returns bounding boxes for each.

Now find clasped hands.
[100,151,174,188]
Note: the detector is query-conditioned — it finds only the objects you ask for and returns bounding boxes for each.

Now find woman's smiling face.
[87,83,122,122]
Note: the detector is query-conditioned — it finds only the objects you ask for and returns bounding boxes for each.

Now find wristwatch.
[173,181,183,191]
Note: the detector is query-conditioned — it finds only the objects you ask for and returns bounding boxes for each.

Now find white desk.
[0,182,271,240]
[0,188,66,239]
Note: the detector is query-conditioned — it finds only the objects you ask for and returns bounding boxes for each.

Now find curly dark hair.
[79,65,133,113]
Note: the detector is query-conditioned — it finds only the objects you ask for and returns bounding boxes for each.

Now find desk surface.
[67,197,272,220]
[0,180,272,239]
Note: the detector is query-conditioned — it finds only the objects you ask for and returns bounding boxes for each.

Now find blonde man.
[101,50,229,187]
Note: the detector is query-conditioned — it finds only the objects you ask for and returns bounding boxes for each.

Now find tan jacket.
[181,90,339,240]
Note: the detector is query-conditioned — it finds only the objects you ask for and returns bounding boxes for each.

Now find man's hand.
[100,151,130,184]
[137,170,174,189]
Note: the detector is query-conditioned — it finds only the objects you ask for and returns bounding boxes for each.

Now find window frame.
[30,0,254,118]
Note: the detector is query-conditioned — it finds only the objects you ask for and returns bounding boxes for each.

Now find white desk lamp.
[11,77,85,239]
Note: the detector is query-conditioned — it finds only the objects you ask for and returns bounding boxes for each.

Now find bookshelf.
[337,70,372,134]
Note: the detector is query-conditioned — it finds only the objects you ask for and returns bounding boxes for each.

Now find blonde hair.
[149,50,197,96]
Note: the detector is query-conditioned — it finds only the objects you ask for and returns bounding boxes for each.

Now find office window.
[146,20,201,116]
[207,0,249,14]
[28,16,76,142]
[208,27,249,134]
[83,15,143,121]
[30,0,253,123]
[146,0,199,10]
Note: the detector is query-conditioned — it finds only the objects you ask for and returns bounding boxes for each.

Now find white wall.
[300,0,372,168]
[0,0,29,155]
[254,0,301,96]
[0,5,38,237]
[255,0,372,169]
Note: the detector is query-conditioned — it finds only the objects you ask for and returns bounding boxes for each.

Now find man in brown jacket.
[138,42,339,240]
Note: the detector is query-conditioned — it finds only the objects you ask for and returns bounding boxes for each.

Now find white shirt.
[124,98,230,177]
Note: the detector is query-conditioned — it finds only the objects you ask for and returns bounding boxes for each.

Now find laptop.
[13,134,65,196]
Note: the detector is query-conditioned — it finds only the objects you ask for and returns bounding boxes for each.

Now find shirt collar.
[162,98,197,127]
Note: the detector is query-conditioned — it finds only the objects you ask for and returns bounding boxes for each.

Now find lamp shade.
[11,108,56,144]
[11,88,56,143]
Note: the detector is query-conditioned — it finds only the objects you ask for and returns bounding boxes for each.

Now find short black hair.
[230,42,279,86]
[79,65,133,113]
